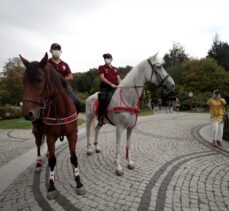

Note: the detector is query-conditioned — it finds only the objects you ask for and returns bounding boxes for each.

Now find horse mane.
[25,61,41,83]
[121,55,162,86]
[25,62,69,91]
[46,64,69,92]
[121,59,147,86]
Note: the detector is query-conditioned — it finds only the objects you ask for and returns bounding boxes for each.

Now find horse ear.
[19,55,30,67]
[40,53,48,68]
[148,52,159,62]
[152,52,159,60]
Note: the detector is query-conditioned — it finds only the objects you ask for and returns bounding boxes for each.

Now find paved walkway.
[0,112,229,211]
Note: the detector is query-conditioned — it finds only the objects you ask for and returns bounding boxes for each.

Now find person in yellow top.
[207,90,227,147]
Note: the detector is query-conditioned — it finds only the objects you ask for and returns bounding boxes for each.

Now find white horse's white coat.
[85,53,175,176]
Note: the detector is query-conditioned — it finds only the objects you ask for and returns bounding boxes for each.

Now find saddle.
[93,89,115,125]
[92,87,140,128]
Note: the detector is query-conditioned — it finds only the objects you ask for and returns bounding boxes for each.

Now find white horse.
[85,53,175,176]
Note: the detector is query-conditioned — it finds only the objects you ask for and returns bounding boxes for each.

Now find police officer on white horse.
[97,53,122,126]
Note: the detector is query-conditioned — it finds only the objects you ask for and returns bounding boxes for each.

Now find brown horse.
[20,53,85,199]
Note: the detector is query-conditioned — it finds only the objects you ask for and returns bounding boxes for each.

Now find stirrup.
[98,117,104,126]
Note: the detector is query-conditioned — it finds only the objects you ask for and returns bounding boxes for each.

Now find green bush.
[0,107,22,119]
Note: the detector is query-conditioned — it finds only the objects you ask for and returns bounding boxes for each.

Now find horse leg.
[126,127,135,170]
[46,139,57,200]
[32,121,45,172]
[33,130,44,173]
[115,126,124,176]
[94,123,103,153]
[68,133,86,195]
[86,113,94,155]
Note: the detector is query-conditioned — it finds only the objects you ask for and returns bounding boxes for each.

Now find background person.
[175,97,180,112]
[207,90,227,147]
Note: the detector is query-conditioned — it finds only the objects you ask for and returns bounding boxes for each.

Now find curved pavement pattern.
[0,113,229,211]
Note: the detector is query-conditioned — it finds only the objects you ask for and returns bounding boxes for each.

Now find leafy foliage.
[168,58,229,109]
[71,66,132,97]
[0,57,25,105]
[207,34,229,71]
[163,42,189,68]
[1,37,229,112]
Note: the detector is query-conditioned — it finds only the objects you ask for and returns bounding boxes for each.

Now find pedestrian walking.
[175,97,180,112]
[207,90,227,147]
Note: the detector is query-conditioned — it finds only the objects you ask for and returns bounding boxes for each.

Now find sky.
[0,0,228,73]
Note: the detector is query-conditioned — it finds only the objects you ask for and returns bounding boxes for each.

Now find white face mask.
[51,50,62,59]
[104,58,112,65]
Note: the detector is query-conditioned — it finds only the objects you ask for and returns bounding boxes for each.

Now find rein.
[147,59,170,88]
[23,68,78,127]
[23,70,52,108]
[23,98,44,107]
[105,86,140,129]
[115,60,170,89]
[104,60,170,128]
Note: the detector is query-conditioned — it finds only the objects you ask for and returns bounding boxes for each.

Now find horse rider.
[48,43,80,114]
[97,53,122,126]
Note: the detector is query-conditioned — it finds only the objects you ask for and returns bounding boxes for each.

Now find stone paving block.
[1,113,229,211]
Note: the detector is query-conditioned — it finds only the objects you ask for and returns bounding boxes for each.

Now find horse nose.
[25,111,34,121]
[172,84,175,89]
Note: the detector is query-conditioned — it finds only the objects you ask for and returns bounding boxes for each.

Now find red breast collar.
[43,112,78,125]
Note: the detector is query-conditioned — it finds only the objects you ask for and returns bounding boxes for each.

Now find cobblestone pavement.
[0,129,34,168]
[0,112,229,211]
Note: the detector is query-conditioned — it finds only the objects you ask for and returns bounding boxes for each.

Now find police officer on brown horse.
[49,43,80,113]
[97,53,122,126]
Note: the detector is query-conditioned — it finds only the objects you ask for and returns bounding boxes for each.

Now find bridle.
[23,69,53,109]
[119,59,171,89]
[147,59,170,88]
[22,65,78,140]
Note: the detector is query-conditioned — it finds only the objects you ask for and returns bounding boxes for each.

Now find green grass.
[0,118,85,129]
[77,119,85,125]
[0,118,32,129]
[140,107,154,116]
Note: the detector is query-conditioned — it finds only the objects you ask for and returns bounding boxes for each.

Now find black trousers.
[67,91,81,114]
[98,86,113,120]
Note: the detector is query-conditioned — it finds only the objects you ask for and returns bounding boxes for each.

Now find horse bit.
[23,71,54,109]
[147,59,170,88]
[120,59,170,89]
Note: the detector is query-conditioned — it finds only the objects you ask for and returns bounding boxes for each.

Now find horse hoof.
[87,151,93,156]
[76,186,86,195]
[128,164,135,170]
[47,190,57,200]
[95,149,101,153]
[35,167,42,173]
[116,169,124,176]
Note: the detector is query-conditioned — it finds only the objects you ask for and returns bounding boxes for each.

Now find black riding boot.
[75,102,80,114]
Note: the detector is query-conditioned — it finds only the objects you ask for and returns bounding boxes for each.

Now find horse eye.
[156,65,161,68]
[36,79,42,83]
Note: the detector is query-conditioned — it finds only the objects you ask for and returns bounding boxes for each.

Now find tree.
[163,42,189,68]
[71,68,100,96]
[181,58,229,95]
[71,66,132,97]
[0,57,25,105]
[207,34,229,71]
[118,65,132,79]
[172,58,229,109]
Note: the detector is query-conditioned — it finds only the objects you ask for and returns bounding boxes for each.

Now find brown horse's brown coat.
[20,53,84,199]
